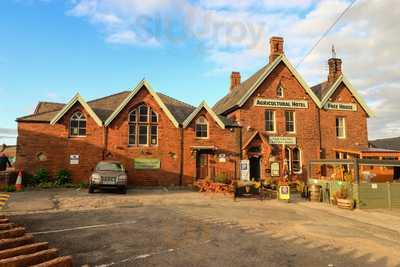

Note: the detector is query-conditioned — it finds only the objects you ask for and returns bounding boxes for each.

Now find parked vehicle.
[89,161,127,194]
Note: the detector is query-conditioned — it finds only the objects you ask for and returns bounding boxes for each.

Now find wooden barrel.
[309,184,322,202]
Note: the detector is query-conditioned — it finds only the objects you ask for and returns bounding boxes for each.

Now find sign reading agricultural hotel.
[15,36,373,186]
[255,99,308,109]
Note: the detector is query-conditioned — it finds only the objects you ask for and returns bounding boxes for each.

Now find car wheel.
[88,186,95,194]
[119,187,127,194]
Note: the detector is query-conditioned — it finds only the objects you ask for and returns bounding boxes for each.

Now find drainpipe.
[102,126,108,160]
[179,126,184,186]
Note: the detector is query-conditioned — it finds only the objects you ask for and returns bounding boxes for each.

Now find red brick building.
[16,37,372,185]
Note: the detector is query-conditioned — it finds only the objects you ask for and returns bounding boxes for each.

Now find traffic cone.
[15,171,23,191]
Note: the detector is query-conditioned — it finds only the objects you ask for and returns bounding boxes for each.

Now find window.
[70,112,86,137]
[195,116,208,138]
[277,86,284,98]
[292,147,301,173]
[265,110,275,132]
[285,111,295,133]
[128,105,158,146]
[336,117,346,138]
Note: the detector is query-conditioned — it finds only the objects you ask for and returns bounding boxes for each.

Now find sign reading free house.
[269,136,297,145]
[254,98,308,109]
[134,158,161,170]
[324,102,357,112]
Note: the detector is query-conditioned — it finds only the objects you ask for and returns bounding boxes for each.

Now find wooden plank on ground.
[0,242,49,260]
[0,234,34,250]
[0,224,16,231]
[30,256,73,267]
[0,228,25,240]
[0,248,58,267]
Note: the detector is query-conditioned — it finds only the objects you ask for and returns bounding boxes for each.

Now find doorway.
[249,157,261,181]
[196,152,209,180]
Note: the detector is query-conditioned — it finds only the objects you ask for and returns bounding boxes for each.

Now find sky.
[1,0,399,145]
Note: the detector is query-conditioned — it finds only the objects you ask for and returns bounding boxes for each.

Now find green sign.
[134,158,160,170]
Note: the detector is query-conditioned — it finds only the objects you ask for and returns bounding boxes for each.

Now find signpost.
[254,98,308,109]
[278,185,290,201]
[134,158,161,170]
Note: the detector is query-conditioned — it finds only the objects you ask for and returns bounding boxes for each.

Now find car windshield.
[96,162,123,171]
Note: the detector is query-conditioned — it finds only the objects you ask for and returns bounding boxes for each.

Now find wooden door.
[197,153,209,180]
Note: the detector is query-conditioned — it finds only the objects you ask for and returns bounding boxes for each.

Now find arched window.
[195,116,208,138]
[128,105,158,146]
[70,112,86,137]
[292,147,301,173]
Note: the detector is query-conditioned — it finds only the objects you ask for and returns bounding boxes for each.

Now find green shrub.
[79,181,89,189]
[54,169,72,186]
[33,168,50,185]
[38,181,55,189]
[215,173,229,184]
[3,184,16,192]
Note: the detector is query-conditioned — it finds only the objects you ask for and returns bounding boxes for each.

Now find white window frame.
[285,110,296,134]
[195,116,209,139]
[128,105,158,147]
[69,111,87,137]
[292,147,302,174]
[336,117,346,139]
[265,110,276,133]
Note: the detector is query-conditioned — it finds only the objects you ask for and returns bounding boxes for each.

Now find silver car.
[89,161,128,194]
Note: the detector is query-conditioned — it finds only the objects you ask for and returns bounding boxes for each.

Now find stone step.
[0,227,26,239]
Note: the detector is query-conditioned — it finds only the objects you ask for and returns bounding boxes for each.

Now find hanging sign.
[240,160,250,181]
[324,102,357,112]
[254,98,308,109]
[269,136,296,145]
[218,154,226,163]
[70,155,79,165]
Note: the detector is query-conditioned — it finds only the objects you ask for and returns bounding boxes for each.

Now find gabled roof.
[104,80,180,128]
[320,75,373,117]
[213,55,321,115]
[157,93,195,124]
[50,94,103,126]
[183,101,226,129]
[242,131,269,150]
[34,102,65,114]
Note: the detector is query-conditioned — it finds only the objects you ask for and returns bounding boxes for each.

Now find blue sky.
[1,0,400,144]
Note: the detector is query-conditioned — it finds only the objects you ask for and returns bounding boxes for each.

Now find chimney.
[269,36,284,63]
[327,57,342,84]
[230,71,241,91]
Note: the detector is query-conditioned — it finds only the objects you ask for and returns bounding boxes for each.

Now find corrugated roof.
[369,137,400,151]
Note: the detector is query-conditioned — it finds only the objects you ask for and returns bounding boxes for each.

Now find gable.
[320,75,373,117]
[104,80,180,128]
[50,94,103,126]
[213,55,321,115]
[183,101,226,129]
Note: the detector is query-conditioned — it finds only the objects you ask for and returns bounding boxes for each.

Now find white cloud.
[66,0,400,139]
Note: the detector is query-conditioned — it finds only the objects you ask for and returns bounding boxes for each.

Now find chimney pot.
[230,71,241,92]
[328,58,342,84]
[269,36,284,63]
